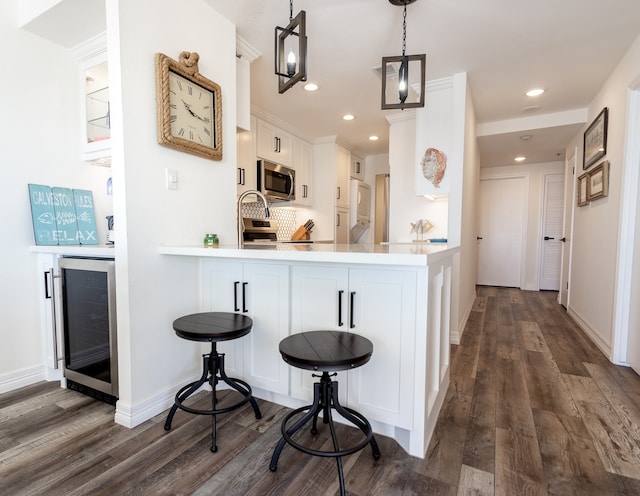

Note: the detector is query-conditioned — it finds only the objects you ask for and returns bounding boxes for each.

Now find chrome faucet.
[237,189,270,248]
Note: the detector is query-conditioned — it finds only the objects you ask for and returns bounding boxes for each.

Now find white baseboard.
[115,379,198,428]
[451,289,476,345]
[0,365,47,394]
[567,305,612,359]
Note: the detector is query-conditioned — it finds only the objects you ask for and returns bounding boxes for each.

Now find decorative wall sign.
[28,184,98,245]
[421,148,447,188]
[73,189,98,244]
[583,107,608,170]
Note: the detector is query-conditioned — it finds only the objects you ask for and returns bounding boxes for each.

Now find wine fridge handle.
[46,268,60,370]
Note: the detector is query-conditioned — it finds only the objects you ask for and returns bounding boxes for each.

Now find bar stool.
[164,312,262,452]
[269,330,380,496]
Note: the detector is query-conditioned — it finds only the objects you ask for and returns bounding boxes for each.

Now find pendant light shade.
[275,2,307,94]
[381,0,426,110]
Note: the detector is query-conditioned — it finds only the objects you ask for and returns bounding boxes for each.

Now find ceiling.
[203,0,640,167]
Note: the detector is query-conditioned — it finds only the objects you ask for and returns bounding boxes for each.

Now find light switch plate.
[166,168,178,190]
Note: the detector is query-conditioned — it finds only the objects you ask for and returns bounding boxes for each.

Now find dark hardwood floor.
[2,287,640,495]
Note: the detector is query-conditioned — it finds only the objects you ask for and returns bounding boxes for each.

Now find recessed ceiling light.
[303,82,318,91]
[526,88,545,97]
[369,135,379,141]
[520,134,533,141]
[514,156,526,162]
[343,114,355,121]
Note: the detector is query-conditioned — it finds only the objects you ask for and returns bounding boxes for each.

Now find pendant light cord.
[289,0,293,21]
[402,0,407,56]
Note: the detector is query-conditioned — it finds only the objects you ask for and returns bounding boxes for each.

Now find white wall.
[480,161,564,291]
[567,33,640,360]
[455,75,480,342]
[0,1,112,387]
[388,112,449,241]
[107,0,238,424]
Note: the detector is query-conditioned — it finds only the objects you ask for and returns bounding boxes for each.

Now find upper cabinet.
[256,118,293,166]
[236,36,260,132]
[293,139,313,206]
[72,33,111,165]
[351,154,364,180]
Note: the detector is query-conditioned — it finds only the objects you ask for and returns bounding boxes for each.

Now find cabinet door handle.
[336,213,341,227]
[349,291,356,329]
[303,184,308,198]
[242,282,248,313]
[234,281,240,311]
[337,186,341,200]
[241,168,246,185]
[338,290,344,327]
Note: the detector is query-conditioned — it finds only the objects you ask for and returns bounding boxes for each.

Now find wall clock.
[155,51,222,160]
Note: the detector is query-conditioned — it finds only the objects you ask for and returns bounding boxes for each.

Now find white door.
[477,176,526,287]
[539,173,565,290]
[559,150,576,306]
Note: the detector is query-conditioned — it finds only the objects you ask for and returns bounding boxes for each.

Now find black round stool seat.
[164,312,261,453]
[172,312,253,342]
[279,330,373,372]
[270,331,380,496]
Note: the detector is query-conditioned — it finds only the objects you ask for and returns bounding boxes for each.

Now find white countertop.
[159,242,458,266]
[30,244,116,257]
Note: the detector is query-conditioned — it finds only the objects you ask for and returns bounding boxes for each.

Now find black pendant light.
[275,0,308,94]
[381,0,426,110]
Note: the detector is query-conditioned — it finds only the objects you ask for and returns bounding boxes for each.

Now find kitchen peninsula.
[160,242,457,458]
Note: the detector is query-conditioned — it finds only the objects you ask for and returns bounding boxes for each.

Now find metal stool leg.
[270,381,323,471]
[217,353,262,420]
[164,353,210,431]
[331,380,381,460]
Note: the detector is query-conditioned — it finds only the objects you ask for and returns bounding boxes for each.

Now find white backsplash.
[241,203,297,241]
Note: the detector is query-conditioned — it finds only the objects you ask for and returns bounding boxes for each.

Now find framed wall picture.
[583,107,608,170]
[588,160,609,201]
[577,172,590,206]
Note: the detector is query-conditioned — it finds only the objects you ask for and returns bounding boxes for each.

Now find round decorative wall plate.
[421,148,447,188]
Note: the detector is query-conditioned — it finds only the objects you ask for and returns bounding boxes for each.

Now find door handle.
[338,290,344,327]
[242,282,248,313]
[234,281,240,311]
[560,237,566,242]
[349,291,356,329]
[544,236,555,241]
[476,236,483,240]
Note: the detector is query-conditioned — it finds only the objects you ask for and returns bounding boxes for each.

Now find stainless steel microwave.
[257,159,295,201]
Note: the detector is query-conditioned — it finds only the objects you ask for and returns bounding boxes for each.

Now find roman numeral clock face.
[168,71,215,147]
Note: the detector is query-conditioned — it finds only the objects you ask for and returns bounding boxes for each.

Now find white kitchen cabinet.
[293,139,313,206]
[336,145,351,208]
[72,33,111,165]
[351,154,364,180]
[237,118,257,195]
[335,207,350,244]
[256,118,293,166]
[201,260,290,395]
[290,265,416,428]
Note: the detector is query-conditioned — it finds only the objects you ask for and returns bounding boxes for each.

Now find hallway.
[423,286,640,495]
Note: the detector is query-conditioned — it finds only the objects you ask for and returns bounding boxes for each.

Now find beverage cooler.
[58,257,118,404]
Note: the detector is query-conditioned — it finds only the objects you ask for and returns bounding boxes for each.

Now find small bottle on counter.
[204,234,219,246]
